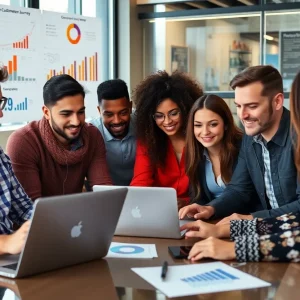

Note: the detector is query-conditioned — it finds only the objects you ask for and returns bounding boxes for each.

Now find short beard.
[246,102,275,136]
[51,115,82,143]
[107,123,129,138]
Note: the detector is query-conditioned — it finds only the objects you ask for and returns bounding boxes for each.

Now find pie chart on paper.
[110,245,145,254]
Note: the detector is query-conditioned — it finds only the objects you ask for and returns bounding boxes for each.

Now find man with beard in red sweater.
[7,75,112,201]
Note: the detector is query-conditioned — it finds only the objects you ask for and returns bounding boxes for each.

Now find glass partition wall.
[265,10,300,94]
[144,13,260,93]
[140,1,300,107]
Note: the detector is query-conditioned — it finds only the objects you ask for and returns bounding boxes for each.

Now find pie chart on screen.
[66,23,81,44]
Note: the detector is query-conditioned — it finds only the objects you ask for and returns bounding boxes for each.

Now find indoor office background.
[0,0,114,149]
[140,0,300,116]
[1,0,300,148]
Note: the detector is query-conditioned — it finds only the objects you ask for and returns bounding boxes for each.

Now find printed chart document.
[106,242,158,259]
[132,262,270,298]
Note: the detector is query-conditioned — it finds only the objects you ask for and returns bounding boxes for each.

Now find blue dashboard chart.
[181,268,239,287]
[4,97,29,112]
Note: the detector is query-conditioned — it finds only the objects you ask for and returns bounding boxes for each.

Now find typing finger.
[185,231,203,238]
[180,221,200,231]
[194,210,210,220]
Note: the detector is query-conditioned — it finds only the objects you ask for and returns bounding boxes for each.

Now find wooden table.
[0,236,298,300]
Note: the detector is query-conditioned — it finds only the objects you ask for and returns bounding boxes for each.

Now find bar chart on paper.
[181,268,239,287]
[46,52,98,82]
[132,262,271,298]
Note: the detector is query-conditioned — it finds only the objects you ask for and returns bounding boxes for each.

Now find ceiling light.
[149,13,260,22]
[264,34,274,40]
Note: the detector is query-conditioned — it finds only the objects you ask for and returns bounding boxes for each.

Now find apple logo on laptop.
[131,206,141,218]
[71,221,82,238]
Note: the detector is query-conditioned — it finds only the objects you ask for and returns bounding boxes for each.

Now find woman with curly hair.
[130,71,203,208]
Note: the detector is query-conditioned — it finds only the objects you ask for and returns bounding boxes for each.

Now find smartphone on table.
[168,246,192,259]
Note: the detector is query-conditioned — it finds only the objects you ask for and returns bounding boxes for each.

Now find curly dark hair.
[0,65,8,82]
[133,70,203,168]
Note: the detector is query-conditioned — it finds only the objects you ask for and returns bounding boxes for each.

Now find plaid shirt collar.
[253,134,266,146]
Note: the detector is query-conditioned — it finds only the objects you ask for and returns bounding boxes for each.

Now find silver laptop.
[0,189,127,278]
[93,186,189,239]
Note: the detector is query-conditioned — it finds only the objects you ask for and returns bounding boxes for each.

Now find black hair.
[97,79,130,105]
[43,74,85,106]
[133,70,203,168]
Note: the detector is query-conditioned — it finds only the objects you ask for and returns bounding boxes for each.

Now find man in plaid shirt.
[0,66,32,254]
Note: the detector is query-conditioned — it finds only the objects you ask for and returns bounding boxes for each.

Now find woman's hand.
[179,203,215,220]
[180,220,230,239]
[188,237,236,261]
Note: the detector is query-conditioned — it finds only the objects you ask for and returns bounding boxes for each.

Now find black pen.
[161,261,168,280]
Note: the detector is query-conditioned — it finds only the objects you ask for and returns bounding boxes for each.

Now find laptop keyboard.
[2,263,18,270]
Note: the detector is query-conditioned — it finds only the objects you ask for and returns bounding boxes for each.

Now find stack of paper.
[132,262,270,298]
[106,242,158,259]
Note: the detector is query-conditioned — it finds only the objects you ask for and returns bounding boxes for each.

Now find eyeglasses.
[153,109,181,123]
[0,97,7,110]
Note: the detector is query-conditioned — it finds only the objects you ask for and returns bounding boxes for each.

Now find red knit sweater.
[6,119,112,201]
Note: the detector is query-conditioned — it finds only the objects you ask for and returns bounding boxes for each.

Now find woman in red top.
[130,71,203,208]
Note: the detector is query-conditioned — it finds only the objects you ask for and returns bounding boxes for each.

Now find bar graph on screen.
[4,55,36,82]
[46,52,98,82]
[181,268,239,288]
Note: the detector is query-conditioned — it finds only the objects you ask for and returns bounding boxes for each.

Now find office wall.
[144,16,261,91]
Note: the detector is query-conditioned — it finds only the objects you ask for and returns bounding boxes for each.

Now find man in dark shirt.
[179,65,299,222]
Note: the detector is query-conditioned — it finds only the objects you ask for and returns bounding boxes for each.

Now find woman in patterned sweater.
[181,72,300,263]
[181,213,300,262]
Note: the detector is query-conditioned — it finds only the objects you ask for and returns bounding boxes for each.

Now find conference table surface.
[0,235,298,300]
